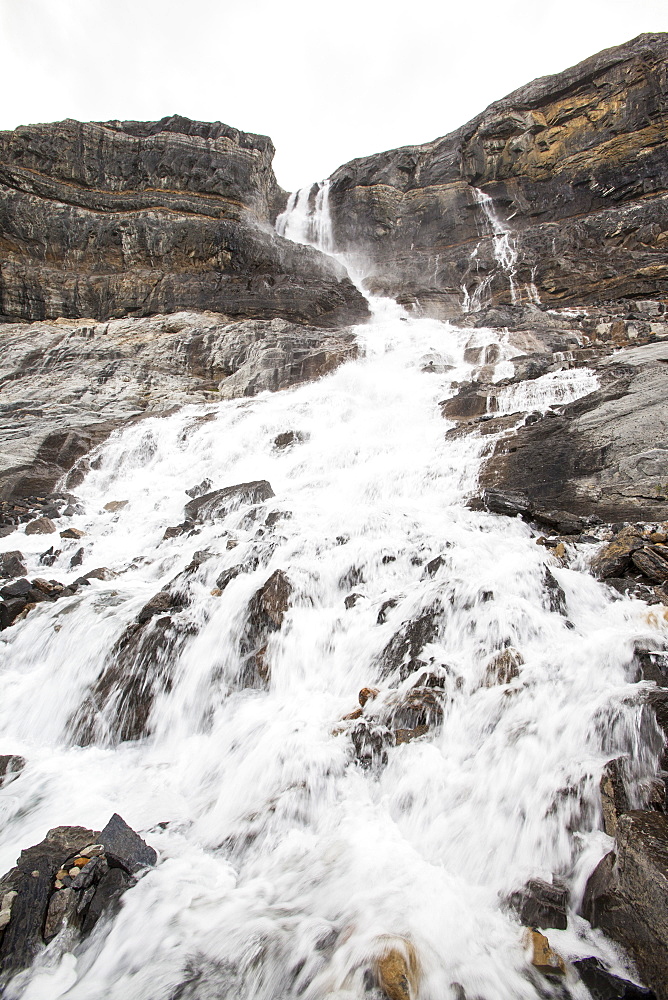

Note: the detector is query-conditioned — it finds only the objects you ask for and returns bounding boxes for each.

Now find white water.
[0,184,665,1000]
[462,191,541,312]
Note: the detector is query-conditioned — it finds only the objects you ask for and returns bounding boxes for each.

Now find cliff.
[0,115,368,327]
[325,33,668,315]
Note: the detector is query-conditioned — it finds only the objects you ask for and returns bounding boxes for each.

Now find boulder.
[0,551,27,580]
[238,569,292,687]
[24,517,56,535]
[573,958,656,999]
[98,814,157,875]
[508,877,568,930]
[184,481,274,522]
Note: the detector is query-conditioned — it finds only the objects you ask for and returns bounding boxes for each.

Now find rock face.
[0,312,357,500]
[0,116,368,328]
[583,811,668,1000]
[478,341,668,524]
[325,33,668,315]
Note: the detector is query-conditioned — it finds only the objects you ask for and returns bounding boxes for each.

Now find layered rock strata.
[0,116,368,327]
[324,33,668,315]
[0,312,357,499]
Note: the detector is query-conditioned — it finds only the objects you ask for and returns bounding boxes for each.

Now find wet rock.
[43,887,78,942]
[606,578,659,603]
[136,590,186,625]
[483,647,523,686]
[480,489,533,519]
[601,758,631,837]
[339,565,365,590]
[238,569,292,687]
[350,719,394,769]
[386,686,445,731]
[344,592,364,609]
[215,565,244,592]
[0,598,28,630]
[424,555,447,577]
[184,480,274,522]
[81,866,135,935]
[631,547,668,582]
[0,578,33,600]
[508,877,568,930]
[69,547,84,568]
[634,649,668,687]
[185,479,212,500]
[532,509,586,536]
[273,431,308,449]
[99,813,157,875]
[163,521,194,540]
[376,597,400,625]
[378,605,441,680]
[394,725,430,745]
[358,687,379,707]
[60,527,86,539]
[0,755,26,787]
[524,929,565,976]
[0,551,27,580]
[573,957,656,999]
[373,939,420,1000]
[103,500,128,512]
[24,517,56,535]
[582,810,668,998]
[543,568,567,616]
[0,825,97,975]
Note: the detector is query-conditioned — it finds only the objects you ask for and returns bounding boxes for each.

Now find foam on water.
[0,183,664,1000]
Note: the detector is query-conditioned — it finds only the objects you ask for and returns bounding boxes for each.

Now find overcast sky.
[1,0,666,192]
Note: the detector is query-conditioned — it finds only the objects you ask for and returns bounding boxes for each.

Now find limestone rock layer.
[0,115,368,327]
[325,32,668,315]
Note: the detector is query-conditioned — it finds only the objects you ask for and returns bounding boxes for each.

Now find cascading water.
[0,179,665,1000]
[462,190,541,312]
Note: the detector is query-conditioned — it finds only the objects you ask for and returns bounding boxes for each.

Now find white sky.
[1,0,666,192]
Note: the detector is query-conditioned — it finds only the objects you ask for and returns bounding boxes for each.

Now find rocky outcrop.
[0,816,155,983]
[0,116,368,328]
[583,811,668,1000]
[325,33,668,315]
[0,312,357,500]
[477,341,668,524]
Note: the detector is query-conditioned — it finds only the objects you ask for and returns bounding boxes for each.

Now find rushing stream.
[0,183,664,1000]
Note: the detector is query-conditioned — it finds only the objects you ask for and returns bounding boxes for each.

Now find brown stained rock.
[59,527,85,540]
[24,517,56,535]
[524,929,566,976]
[103,501,128,512]
[358,687,379,707]
[601,758,631,838]
[591,526,646,579]
[395,726,429,745]
[373,938,420,1000]
[632,548,668,582]
[483,647,523,686]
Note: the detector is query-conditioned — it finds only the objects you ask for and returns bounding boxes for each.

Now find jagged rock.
[80,867,135,935]
[582,811,668,999]
[98,813,157,875]
[326,35,668,315]
[592,527,646,579]
[0,825,97,975]
[543,568,567,616]
[238,569,292,687]
[573,958,656,999]
[184,480,274,522]
[378,606,441,680]
[0,598,28,631]
[185,480,212,500]
[0,551,26,580]
[601,758,631,837]
[634,649,668,687]
[508,877,568,930]
[524,929,565,976]
[632,547,668,582]
[0,755,25,787]
[24,517,56,535]
[0,117,368,330]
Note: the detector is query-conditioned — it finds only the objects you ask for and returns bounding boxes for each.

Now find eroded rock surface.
[325,33,668,316]
[0,116,368,328]
[0,313,357,499]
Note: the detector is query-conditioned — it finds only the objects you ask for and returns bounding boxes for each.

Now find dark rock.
[582,811,668,999]
[215,565,244,592]
[24,517,56,535]
[273,431,308,449]
[0,825,97,975]
[69,547,84,568]
[136,590,185,625]
[601,758,631,837]
[185,479,212,499]
[424,555,447,577]
[98,813,157,875]
[0,551,26,579]
[163,521,194,540]
[39,546,60,566]
[339,565,365,590]
[632,547,668,582]
[0,578,32,600]
[376,597,399,624]
[350,719,394,769]
[606,578,659,603]
[0,116,368,329]
[543,568,567,615]
[344,593,364,609]
[184,480,274,522]
[635,650,668,687]
[483,647,523,686]
[532,509,585,536]
[508,877,568,930]
[0,755,26,786]
[326,35,668,315]
[238,570,292,687]
[378,606,442,680]
[480,489,533,519]
[81,866,135,935]
[0,598,28,630]
[573,958,656,999]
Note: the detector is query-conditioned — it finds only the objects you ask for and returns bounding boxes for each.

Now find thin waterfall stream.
[0,180,665,1000]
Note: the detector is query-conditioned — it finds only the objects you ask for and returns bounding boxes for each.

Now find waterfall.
[462,191,542,312]
[0,187,663,1000]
